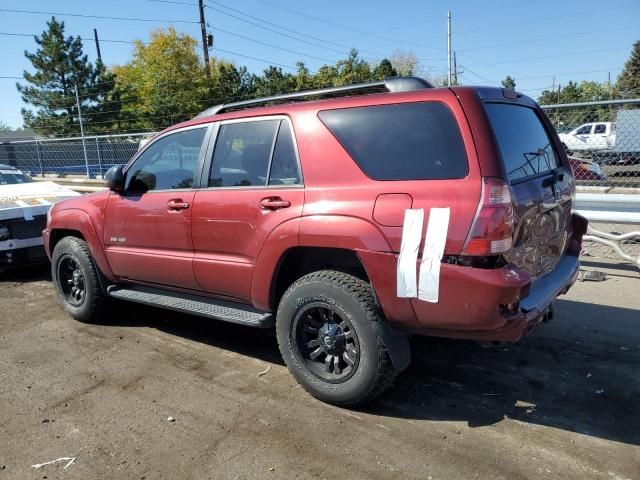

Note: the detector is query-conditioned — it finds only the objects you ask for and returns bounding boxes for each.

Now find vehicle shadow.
[106,300,285,366]
[365,298,640,446]
[0,263,51,282]
[108,295,639,446]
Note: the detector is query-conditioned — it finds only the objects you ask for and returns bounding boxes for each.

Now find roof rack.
[194,76,433,119]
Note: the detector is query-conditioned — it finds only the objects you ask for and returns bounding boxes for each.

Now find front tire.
[276,270,402,406]
[51,236,108,323]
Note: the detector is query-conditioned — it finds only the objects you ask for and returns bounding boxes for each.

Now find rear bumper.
[519,254,579,316]
[358,250,580,342]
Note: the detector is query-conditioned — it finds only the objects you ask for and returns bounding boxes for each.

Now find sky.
[0,0,638,129]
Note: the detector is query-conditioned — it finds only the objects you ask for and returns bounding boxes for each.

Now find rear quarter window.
[318,102,468,180]
[485,103,560,183]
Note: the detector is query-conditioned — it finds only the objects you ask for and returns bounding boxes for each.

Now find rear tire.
[51,236,108,323]
[276,270,401,406]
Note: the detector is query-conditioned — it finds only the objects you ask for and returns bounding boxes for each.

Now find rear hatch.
[484,101,574,280]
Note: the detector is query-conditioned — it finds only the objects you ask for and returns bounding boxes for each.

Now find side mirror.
[105,165,125,192]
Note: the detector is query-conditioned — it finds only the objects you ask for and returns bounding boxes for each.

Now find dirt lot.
[1,260,638,480]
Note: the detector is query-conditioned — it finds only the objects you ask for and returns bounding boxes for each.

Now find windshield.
[0,168,33,185]
[485,103,559,183]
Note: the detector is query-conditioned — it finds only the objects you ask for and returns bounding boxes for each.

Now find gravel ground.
[0,260,638,480]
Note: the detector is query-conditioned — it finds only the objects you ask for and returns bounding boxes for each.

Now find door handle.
[167,199,190,211]
[260,197,291,210]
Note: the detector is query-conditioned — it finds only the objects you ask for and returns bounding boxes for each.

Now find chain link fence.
[541,98,640,189]
[541,99,640,265]
[0,132,154,178]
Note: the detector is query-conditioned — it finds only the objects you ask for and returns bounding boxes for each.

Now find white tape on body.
[14,200,34,221]
[418,207,450,303]
[396,208,424,298]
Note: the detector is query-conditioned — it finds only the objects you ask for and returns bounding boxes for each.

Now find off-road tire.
[276,270,400,406]
[51,236,108,323]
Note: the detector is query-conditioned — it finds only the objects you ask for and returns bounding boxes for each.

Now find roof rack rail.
[194,76,433,119]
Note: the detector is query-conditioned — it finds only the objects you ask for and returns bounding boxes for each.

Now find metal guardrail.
[575,192,640,268]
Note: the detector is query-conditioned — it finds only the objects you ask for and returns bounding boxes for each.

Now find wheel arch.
[48,208,115,281]
[251,214,391,312]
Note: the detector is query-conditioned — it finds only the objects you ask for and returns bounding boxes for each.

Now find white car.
[0,165,79,273]
[558,122,616,152]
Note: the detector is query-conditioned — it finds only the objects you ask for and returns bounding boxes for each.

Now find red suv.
[44,78,587,405]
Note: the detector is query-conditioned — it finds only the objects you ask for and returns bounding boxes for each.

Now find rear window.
[485,103,559,183]
[318,102,468,180]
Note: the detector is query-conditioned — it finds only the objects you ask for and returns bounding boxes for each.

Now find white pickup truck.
[558,122,616,152]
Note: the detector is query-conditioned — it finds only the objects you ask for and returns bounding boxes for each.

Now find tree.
[0,122,12,133]
[112,27,207,130]
[538,80,615,127]
[389,50,419,76]
[501,75,516,89]
[17,17,119,135]
[210,59,256,104]
[253,66,296,97]
[616,40,640,99]
[373,59,397,80]
[333,49,373,86]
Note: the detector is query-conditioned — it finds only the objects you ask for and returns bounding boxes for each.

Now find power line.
[458,25,639,53]
[212,26,335,63]
[459,47,630,70]
[202,4,351,57]
[251,0,444,51]
[452,1,639,40]
[0,7,199,24]
[212,47,296,70]
[0,31,137,45]
[204,1,393,59]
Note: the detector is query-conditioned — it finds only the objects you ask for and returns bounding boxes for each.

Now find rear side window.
[318,103,468,180]
[269,122,301,185]
[485,103,560,183]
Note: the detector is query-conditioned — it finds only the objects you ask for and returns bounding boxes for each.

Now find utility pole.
[198,0,213,96]
[93,28,102,63]
[453,51,458,85]
[447,11,452,86]
[74,84,90,177]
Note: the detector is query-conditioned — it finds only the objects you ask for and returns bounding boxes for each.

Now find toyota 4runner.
[44,77,587,405]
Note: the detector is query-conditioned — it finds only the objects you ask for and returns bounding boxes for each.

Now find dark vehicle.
[45,78,587,405]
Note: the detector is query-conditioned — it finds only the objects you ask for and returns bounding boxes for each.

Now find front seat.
[239,143,270,186]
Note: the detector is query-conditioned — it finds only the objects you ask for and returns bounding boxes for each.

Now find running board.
[107,285,274,328]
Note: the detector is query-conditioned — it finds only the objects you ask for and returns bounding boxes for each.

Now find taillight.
[462,177,514,256]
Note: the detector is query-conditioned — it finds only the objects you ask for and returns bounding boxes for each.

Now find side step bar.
[107,285,274,328]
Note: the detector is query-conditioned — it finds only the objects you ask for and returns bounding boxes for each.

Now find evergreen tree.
[17,17,119,135]
[253,66,296,97]
[501,75,516,89]
[616,40,640,99]
[373,59,397,80]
